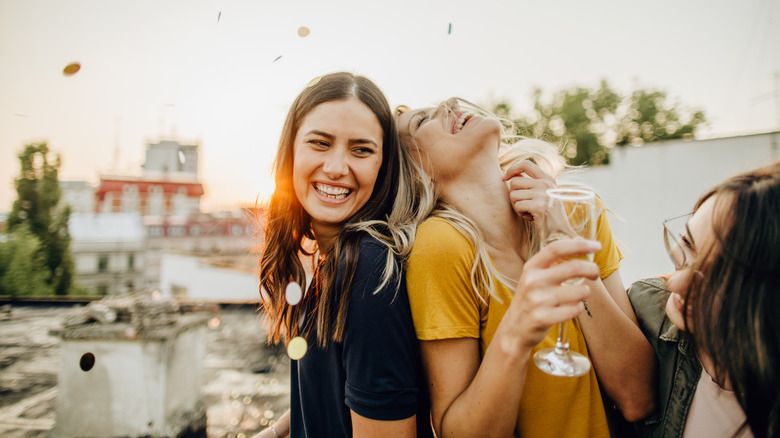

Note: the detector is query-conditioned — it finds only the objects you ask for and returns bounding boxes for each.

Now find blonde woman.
[397,98,655,437]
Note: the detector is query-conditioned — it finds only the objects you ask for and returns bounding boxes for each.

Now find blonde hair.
[399,98,567,301]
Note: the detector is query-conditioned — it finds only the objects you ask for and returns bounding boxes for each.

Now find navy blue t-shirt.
[289,236,432,437]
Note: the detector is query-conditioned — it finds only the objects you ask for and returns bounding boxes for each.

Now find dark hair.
[688,161,780,438]
[258,72,401,347]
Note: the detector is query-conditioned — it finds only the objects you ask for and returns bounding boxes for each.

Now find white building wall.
[567,131,779,287]
[159,252,259,302]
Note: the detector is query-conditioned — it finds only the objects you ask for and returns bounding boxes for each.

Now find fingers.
[502,160,554,182]
[503,160,556,222]
[528,239,602,271]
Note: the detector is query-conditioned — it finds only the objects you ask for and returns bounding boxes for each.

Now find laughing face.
[665,195,718,332]
[397,98,500,178]
[292,99,384,244]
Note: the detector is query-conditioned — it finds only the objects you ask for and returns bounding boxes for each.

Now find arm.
[420,240,601,437]
[350,412,417,438]
[505,167,656,421]
[252,410,290,438]
[575,271,657,421]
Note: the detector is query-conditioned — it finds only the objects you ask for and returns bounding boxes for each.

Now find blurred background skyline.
[1,0,778,213]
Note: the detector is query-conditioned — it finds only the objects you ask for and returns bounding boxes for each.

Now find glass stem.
[554,321,570,355]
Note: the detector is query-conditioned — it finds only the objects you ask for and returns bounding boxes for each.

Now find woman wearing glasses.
[629,161,780,438]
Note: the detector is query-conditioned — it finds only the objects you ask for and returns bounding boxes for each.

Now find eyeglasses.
[663,213,695,270]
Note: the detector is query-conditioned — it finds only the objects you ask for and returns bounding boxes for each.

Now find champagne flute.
[533,187,597,377]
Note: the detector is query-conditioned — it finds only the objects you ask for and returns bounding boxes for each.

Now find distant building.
[60,180,95,213]
[69,212,146,295]
[146,210,259,291]
[59,139,260,296]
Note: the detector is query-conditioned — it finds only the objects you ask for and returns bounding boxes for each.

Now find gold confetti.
[63,62,81,76]
[287,336,308,360]
[307,76,321,88]
[297,26,310,37]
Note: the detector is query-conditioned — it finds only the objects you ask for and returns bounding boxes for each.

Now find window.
[128,254,135,270]
[98,255,109,272]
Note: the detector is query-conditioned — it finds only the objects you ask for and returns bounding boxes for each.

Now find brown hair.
[259,72,402,347]
[688,161,780,438]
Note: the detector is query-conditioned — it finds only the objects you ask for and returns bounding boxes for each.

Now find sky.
[1,0,778,213]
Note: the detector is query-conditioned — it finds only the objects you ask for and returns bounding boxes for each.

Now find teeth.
[315,183,350,199]
[454,113,473,133]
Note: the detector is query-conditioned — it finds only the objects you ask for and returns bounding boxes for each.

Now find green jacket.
[628,277,702,438]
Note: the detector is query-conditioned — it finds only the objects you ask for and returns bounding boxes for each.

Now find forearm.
[577,279,656,421]
[438,337,530,437]
[252,410,290,438]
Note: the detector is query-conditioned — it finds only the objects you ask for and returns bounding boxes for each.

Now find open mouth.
[454,113,474,133]
[315,183,351,200]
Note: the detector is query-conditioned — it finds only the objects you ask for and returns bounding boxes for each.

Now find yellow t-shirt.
[406,210,622,438]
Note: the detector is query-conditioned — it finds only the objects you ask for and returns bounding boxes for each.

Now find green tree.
[497,80,706,166]
[5,142,74,295]
[0,224,52,296]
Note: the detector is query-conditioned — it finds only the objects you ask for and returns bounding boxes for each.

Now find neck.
[312,225,339,256]
[697,347,733,391]
[439,161,529,278]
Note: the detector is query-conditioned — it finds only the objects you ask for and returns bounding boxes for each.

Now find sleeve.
[405,218,483,341]
[593,196,623,279]
[627,277,673,349]
[341,238,420,421]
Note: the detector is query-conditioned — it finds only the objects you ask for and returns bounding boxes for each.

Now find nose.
[322,147,349,179]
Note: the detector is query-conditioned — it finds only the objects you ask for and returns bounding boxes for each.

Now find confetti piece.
[178,150,186,165]
[285,282,302,305]
[218,11,221,22]
[63,62,81,76]
[287,336,308,360]
[273,55,282,63]
[307,76,321,87]
[208,317,220,329]
[448,23,452,34]
[297,26,310,37]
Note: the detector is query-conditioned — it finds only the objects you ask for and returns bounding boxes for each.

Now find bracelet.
[270,425,280,438]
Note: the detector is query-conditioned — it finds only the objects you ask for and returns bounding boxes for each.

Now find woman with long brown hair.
[630,161,780,438]
[255,72,432,438]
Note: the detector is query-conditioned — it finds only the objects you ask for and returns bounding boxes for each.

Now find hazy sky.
[1,0,778,213]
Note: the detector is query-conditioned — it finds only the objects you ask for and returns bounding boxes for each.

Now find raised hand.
[502,160,556,222]
[501,238,601,349]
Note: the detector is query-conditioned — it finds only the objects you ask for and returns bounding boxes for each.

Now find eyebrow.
[304,130,379,147]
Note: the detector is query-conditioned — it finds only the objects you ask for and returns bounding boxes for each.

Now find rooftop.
[0,302,290,438]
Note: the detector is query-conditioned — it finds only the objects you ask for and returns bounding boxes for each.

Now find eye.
[352,146,376,157]
[307,139,329,149]
[416,114,428,128]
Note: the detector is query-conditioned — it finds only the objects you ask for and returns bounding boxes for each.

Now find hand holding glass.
[532,188,597,377]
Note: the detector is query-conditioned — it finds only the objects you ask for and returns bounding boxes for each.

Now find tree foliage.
[2,142,74,295]
[496,80,707,166]
[0,224,52,296]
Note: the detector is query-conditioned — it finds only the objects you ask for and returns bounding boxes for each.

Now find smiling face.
[292,99,383,247]
[664,195,718,332]
[397,98,500,179]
